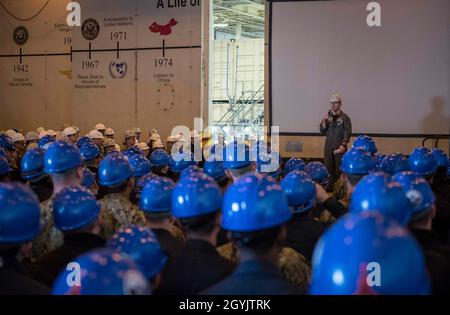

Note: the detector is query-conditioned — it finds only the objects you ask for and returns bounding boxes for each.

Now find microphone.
[327,110,334,121]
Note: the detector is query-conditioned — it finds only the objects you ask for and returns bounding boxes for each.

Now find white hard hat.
[11,133,25,143]
[88,130,105,139]
[25,132,39,142]
[166,135,177,142]
[36,127,45,134]
[149,132,161,141]
[103,138,116,147]
[5,130,17,138]
[105,128,115,136]
[95,123,106,131]
[124,129,136,139]
[330,94,342,103]
[132,127,142,134]
[152,140,164,149]
[63,127,77,137]
[72,126,80,133]
[137,142,150,151]
[47,130,57,137]
[38,131,48,139]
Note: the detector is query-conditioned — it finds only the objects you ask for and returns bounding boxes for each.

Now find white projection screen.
[269,0,450,136]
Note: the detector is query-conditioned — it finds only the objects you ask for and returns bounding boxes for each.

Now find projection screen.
[269,0,450,136]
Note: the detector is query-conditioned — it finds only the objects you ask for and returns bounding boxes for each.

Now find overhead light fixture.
[213,23,229,28]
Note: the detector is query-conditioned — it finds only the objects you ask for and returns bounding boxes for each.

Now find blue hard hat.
[38,135,55,150]
[150,149,171,167]
[20,148,45,180]
[256,151,281,175]
[284,157,306,175]
[44,141,82,175]
[0,183,40,243]
[99,153,132,186]
[140,176,175,213]
[203,159,226,180]
[123,146,144,159]
[81,168,96,188]
[310,211,430,295]
[223,142,252,170]
[431,148,449,168]
[281,170,316,213]
[391,171,421,185]
[350,172,412,225]
[108,226,168,280]
[132,173,157,203]
[52,248,150,295]
[80,142,101,161]
[340,147,374,175]
[222,173,293,232]
[76,136,93,149]
[172,173,222,219]
[352,135,377,155]
[170,152,197,173]
[0,134,14,150]
[135,173,157,191]
[408,147,437,177]
[374,154,386,171]
[392,171,436,217]
[305,161,329,186]
[53,186,100,232]
[0,157,11,175]
[128,154,152,178]
[380,153,409,175]
[80,143,100,161]
[180,164,203,179]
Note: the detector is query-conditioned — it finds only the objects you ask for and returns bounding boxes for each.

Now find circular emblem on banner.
[156,83,175,112]
[13,26,28,45]
[109,61,128,78]
[81,18,100,41]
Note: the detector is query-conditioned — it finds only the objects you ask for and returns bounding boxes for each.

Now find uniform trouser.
[324,149,343,190]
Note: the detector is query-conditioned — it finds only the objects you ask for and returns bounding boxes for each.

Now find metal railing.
[214,83,264,127]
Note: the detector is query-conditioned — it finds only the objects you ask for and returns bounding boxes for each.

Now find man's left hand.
[334,145,346,155]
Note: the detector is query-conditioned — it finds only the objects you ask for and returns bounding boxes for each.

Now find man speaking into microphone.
[319,94,352,190]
